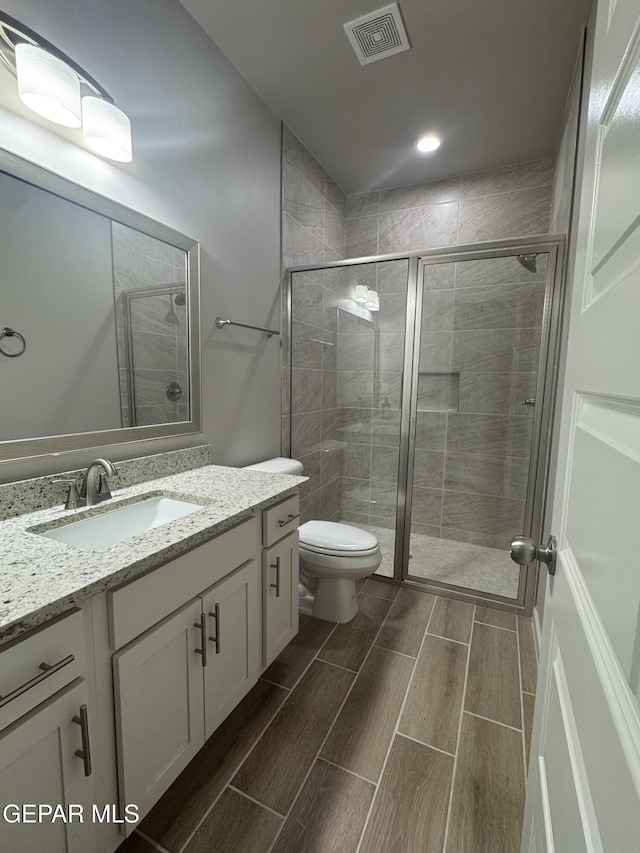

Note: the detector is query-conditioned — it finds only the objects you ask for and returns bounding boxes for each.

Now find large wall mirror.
[0,148,201,462]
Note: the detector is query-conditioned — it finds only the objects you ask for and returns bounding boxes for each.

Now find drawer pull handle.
[72,704,92,777]
[0,654,75,708]
[270,557,281,597]
[194,614,207,667]
[278,513,300,528]
[208,604,221,655]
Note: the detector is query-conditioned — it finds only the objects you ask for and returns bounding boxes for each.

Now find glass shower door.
[403,252,550,601]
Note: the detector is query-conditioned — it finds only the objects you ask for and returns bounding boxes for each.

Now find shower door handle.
[522,398,536,407]
[510,535,557,576]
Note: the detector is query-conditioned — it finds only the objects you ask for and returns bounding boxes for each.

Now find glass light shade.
[82,96,132,163]
[354,285,369,304]
[365,290,380,311]
[416,134,441,153]
[15,43,82,128]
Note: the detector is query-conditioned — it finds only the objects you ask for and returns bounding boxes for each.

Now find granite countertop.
[0,464,306,645]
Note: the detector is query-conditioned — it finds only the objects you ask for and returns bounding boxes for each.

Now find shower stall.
[286,237,564,614]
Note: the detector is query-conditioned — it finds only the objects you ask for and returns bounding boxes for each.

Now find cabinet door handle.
[0,654,75,709]
[208,604,221,655]
[270,557,281,597]
[194,613,207,667]
[278,513,300,528]
[72,704,92,777]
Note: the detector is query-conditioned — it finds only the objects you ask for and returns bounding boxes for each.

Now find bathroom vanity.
[0,463,304,852]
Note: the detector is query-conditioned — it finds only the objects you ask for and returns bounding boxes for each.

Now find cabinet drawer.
[109,516,260,650]
[0,609,86,731]
[263,494,300,546]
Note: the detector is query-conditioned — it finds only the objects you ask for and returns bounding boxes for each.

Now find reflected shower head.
[516,253,538,273]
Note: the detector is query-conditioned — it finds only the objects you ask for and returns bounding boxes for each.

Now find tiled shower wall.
[283,126,553,528]
[112,223,189,427]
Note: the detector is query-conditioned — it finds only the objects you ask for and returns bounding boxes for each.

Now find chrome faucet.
[80,458,119,506]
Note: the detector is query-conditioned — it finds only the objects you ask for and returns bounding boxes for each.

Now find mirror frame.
[0,147,202,462]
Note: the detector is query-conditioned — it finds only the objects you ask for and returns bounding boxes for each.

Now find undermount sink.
[36,495,205,552]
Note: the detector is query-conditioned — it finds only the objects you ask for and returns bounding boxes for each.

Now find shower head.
[174,291,186,306]
[516,253,538,274]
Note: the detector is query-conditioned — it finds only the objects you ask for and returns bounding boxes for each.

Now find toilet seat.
[299,520,378,557]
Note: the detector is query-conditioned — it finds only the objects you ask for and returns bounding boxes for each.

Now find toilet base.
[300,577,359,623]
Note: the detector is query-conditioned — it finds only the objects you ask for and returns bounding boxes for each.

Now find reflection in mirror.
[0,151,200,461]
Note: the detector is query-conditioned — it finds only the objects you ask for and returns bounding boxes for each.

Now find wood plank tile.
[399,634,467,753]
[232,661,354,814]
[263,614,335,689]
[518,615,538,694]
[115,832,157,853]
[183,788,282,853]
[475,604,516,631]
[376,588,435,657]
[140,679,287,852]
[427,596,474,643]
[359,735,453,853]
[523,692,535,769]
[447,714,525,853]
[361,578,399,600]
[271,759,375,853]
[322,645,415,781]
[465,622,522,728]
[318,593,392,671]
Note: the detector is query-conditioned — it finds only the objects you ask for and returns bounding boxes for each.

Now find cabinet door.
[113,599,205,826]
[263,532,299,668]
[201,560,260,738]
[0,679,97,853]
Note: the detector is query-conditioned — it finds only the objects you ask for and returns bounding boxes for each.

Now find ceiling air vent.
[344,3,410,66]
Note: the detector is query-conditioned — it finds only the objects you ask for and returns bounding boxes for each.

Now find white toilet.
[243,457,382,623]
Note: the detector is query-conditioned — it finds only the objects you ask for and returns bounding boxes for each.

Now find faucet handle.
[97,473,113,501]
[52,479,83,510]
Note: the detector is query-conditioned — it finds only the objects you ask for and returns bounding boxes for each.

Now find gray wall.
[0,0,282,483]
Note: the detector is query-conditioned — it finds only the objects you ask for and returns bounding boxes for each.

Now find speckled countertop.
[0,464,305,645]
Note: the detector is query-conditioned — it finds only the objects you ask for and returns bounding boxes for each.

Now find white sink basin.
[37,495,205,552]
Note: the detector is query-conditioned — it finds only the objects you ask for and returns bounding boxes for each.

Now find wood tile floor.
[117,582,537,853]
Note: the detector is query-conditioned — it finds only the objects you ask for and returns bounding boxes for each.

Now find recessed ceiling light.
[416,134,441,153]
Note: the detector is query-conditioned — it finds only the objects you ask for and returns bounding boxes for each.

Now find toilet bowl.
[243,457,381,623]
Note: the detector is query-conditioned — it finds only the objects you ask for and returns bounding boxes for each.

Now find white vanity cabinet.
[262,495,300,668]
[0,610,97,853]
[0,679,97,853]
[110,517,262,824]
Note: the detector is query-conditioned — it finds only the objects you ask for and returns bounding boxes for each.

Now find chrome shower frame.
[285,234,566,616]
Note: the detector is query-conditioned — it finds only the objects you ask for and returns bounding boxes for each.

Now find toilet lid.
[299,520,379,556]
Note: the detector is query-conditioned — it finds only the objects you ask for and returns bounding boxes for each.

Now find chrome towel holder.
[215,317,280,338]
[0,327,26,357]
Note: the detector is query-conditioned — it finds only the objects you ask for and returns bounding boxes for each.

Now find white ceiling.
[180,0,591,194]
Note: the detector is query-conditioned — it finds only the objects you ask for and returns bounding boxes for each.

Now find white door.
[0,679,97,853]
[522,0,640,849]
[201,560,260,738]
[113,598,205,828]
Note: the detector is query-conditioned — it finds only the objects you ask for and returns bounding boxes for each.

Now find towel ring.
[0,327,26,358]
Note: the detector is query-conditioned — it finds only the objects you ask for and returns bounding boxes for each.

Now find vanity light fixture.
[354,285,369,304]
[416,134,441,153]
[364,289,380,311]
[0,12,132,162]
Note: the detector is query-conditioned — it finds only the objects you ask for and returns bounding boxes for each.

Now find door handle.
[194,613,207,666]
[208,604,220,655]
[522,398,536,407]
[270,557,281,597]
[510,535,557,576]
[72,704,92,777]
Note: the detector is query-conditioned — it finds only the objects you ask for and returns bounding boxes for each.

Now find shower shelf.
[417,371,460,413]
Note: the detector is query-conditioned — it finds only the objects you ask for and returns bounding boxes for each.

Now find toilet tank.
[243,457,304,475]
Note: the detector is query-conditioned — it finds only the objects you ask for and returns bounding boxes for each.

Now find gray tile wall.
[112,223,188,427]
[285,137,553,539]
[282,127,347,522]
